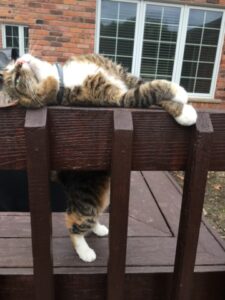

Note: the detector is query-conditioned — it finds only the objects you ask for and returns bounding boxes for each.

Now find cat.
[2,53,197,262]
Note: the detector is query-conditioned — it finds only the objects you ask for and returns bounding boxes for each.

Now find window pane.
[118,21,135,38]
[200,46,216,62]
[163,7,180,25]
[159,43,176,59]
[188,10,204,26]
[100,20,117,37]
[13,26,18,36]
[161,25,178,42]
[99,38,116,54]
[180,8,223,94]
[116,56,132,72]
[117,39,133,56]
[13,37,19,48]
[195,79,211,93]
[6,36,12,47]
[141,4,180,80]
[141,59,157,75]
[202,29,220,45]
[24,27,29,38]
[205,11,222,29]
[101,0,118,19]
[145,5,162,24]
[183,45,200,61]
[181,62,197,77]
[144,23,160,41]
[142,42,158,58]
[119,2,136,21]
[157,60,174,76]
[99,1,137,70]
[186,27,203,44]
[180,78,195,93]
[6,26,12,36]
[197,63,214,78]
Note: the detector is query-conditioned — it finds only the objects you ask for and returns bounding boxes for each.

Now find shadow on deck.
[0,171,224,300]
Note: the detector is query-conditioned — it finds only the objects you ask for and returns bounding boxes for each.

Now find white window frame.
[1,24,28,56]
[95,0,225,99]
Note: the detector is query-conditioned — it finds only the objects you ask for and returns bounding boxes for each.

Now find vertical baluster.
[25,107,54,300]
[107,110,133,300]
[171,113,213,300]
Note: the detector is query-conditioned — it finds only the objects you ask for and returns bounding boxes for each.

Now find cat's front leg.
[70,234,96,262]
[92,221,109,236]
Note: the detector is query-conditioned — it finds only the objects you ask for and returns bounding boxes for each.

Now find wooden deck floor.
[0,171,225,300]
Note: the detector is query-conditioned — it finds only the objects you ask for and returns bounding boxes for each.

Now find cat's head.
[2,58,39,101]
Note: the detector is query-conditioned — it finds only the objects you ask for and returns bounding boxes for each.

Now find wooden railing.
[0,106,225,300]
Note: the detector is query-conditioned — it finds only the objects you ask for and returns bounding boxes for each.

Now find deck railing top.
[0,106,224,171]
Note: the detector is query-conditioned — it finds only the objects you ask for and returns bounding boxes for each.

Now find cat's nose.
[16,59,25,66]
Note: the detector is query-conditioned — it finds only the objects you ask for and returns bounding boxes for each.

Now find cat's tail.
[120,80,197,126]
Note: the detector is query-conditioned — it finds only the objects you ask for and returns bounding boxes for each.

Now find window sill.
[188,98,222,104]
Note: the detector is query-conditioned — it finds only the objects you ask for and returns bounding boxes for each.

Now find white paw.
[76,246,96,262]
[172,83,188,104]
[93,223,109,237]
[175,104,197,126]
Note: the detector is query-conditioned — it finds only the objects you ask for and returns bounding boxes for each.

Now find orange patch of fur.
[65,213,83,229]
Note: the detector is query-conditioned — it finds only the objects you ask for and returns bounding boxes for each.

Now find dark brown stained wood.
[0,235,224,269]
[0,107,26,169]
[2,107,225,171]
[0,272,225,300]
[25,108,54,300]
[48,107,113,170]
[107,110,133,300]
[171,113,214,300]
[141,171,225,255]
[129,171,171,236]
[0,169,225,299]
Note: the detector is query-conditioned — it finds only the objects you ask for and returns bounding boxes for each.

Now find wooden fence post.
[107,110,133,300]
[171,112,213,300]
[25,108,54,300]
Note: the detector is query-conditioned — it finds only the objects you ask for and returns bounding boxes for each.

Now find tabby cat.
[3,54,197,262]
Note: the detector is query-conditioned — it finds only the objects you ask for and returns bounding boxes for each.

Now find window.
[2,25,29,56]
[99,1,137,72]
[96,1,225,98]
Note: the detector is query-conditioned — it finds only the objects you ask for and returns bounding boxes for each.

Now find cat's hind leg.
[66,212,97,262]
[160,100,197,126]
[151,80,197,125]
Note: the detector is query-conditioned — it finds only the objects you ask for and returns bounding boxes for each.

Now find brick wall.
[0,0,96,63]
[0,0,224,103]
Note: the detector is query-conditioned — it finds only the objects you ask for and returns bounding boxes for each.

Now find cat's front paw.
[175,104,197,126]
[76,246,96,262]
[93,223,109,237]
[172,83,188,104]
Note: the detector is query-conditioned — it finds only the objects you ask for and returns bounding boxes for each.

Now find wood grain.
[107,110,133,300]
[25,108,54,300]
[170,113,214,300]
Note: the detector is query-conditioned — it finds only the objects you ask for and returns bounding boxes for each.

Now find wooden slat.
[107,110,133,300]
[170,113,214,300]
[1,107,225,171]
[25,108,54,300]
[1,271,225,300]
[0,235,224,269]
